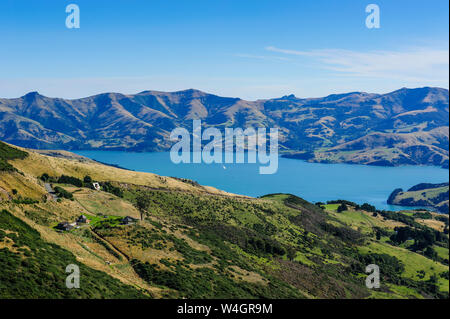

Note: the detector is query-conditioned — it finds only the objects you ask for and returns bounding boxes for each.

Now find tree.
[376,231,381,240]
[83,175,92,184]
[424,247,437,260]
[337,203,348,213]
[361,203,376,212]
[135,193,151,221]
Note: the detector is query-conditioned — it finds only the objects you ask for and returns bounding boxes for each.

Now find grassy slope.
[0,141,28,171]
[323,205,449,296]
[0,209,148,298]
[0,141,448,299]
[7,143,237,197]
[358,241,448,293]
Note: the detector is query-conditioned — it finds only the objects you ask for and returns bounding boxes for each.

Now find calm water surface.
[75,151,448,211]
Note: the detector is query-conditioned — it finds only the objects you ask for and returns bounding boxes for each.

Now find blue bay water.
[75,151,449,211]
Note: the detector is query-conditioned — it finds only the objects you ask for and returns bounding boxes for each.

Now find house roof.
[122,216,136,223]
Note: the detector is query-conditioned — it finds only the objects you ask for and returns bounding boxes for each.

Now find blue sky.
[0,0,448,99]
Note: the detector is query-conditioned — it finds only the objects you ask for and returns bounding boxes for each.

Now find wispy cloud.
[234,53,291,62]
[265,46,449,83]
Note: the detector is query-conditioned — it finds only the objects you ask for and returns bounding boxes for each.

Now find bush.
[360,203,376,212]
[337,203,348,213]
[57,175,83,187]
[83,175,92,183]
[11,197,39,205]
[352,253,405,283]
[100,182,123,197]
[53,186,73,200]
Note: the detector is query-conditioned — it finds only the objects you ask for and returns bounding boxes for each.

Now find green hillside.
[0,141,448,299]
[388,183,449,213]
[0,209,147,298]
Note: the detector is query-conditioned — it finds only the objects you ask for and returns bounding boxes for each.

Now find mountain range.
[0,87,448,167]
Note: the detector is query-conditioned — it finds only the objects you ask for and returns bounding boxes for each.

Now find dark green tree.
[135,193,151,221]
[376,231,381,240]
[83,175,92,184]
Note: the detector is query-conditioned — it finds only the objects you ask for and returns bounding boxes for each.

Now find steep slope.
[1,87,448,166]
[0,209,148,298]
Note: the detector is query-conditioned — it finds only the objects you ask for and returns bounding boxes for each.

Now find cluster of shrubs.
[379,210,423,228]
[351,253,447,298]
[391,226,446,250]
[247,237,286,256]
[100,181,123,197]
[53,186,73,200]
[11,197,39,205]
[352,253,405,283]
[40,173,88,188]
[320,222,364,244]
[321,200,377,213]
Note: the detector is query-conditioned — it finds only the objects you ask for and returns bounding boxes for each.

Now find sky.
[0,0,448,100]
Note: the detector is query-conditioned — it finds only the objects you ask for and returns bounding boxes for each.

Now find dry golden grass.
[362,211,406,229]
[416,218,446,232]
[229,265,267,285]
[10,147,237,197]
[0,170,45,199]
[66,186,141,219]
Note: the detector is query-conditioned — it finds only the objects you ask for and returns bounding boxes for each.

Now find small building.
[76,215,88,224]
[92,182,101,191]
[121,216,136,225]
[56,222,74,231]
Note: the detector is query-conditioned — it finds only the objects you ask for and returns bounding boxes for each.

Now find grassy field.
[359,241,449,292]
[64,186,141,219]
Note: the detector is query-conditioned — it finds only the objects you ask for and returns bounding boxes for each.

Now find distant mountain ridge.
[0,87,448,167]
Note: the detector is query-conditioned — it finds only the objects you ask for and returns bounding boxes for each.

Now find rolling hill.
[388,183,449,213]
[0,87,448,167]
[0,140,448,299]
